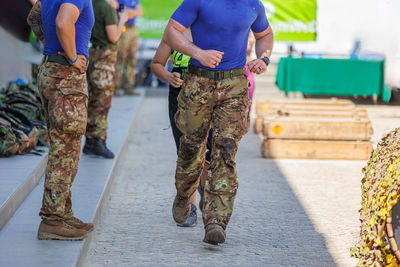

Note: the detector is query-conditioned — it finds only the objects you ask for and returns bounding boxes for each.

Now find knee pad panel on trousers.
[208,137,239,194]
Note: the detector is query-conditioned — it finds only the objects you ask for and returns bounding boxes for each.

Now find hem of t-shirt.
[170,15,191,29]
[190,61,246,72]
[61,0,85,11]
[105,22,118,26]
[252,23,270,34]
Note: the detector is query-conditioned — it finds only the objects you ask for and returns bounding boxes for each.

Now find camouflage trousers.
[38,61,87,221]
[115,25,139,91]
[175,71,250,229]
[86,47,117,140]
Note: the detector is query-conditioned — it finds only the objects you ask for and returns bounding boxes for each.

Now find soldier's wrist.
[67,55,78,65]
[258,56,270,66]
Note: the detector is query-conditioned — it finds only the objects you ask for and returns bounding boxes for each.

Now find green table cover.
[276,57,391,102]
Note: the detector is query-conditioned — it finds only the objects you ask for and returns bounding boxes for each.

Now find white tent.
[274,0,400,88]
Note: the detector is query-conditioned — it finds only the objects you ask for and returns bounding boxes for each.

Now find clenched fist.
[198,50,224,69]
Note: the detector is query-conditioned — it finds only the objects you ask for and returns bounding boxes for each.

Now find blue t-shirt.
[42,0,94,59]
[171,0,269,71]
[118,0,139,25]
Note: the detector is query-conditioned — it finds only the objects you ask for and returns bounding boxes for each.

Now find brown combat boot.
[125,88,140,96]
[65,216,94,232]
[38,220,88,240]
[203,224,226,245]
[172,194,191,224]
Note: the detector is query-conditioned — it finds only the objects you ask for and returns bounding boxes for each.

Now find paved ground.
[84,92,335,267]
[83,72,400,267]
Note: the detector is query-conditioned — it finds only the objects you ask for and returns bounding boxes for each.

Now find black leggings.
[168,72,212,164]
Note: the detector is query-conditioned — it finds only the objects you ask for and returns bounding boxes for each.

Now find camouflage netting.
[351,127,400,266]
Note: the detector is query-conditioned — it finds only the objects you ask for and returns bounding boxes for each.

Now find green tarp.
[138,0,317,40]
[276,57,391,102]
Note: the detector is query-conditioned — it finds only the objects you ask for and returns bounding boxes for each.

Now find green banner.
[137,0,317,41]
[137,0,182,39]
[262,0,317,41]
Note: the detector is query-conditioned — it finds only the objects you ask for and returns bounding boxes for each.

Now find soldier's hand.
[248,58,267,75]
[118,10,128,24]
[198,50,224,69]
[58,52,87,74]
[168,72,183,88]
[72,55,87,74]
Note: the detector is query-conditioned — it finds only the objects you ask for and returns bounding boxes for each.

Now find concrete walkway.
[82,94,336,267]
[0,93,143,267]
[83,74,400,266]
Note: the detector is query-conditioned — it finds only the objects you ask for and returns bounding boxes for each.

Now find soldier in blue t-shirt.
[28,0,95,241]
[164,0,274,245]
[114,0,143,95]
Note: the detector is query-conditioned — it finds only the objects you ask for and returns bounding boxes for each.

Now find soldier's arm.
[150,40,183,88]
[248,25,274,74]
[106,11,128,43]
[253,25,273,59]
[125,4,142,19]
[27,0,44,43]
[55,3,87,73]
[163,19,223,69]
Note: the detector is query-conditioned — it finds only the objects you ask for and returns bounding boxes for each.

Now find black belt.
[187,64,245,80]
[42,54,89,71]
[42,54,69,65]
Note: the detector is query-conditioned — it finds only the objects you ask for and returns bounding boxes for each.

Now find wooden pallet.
[254,108,369,134]
[255,99,355,115]
[262,116,373,141]
[262,139,373,160]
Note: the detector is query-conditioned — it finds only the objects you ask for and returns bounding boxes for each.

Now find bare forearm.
[56,23,77,60]
[107,20,126,43]
[115,19,126,40]
[151,62,171,82]
[164,26,202,62]
[255,31,273,58]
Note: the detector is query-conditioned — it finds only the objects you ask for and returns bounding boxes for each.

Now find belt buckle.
[216,71,223,80]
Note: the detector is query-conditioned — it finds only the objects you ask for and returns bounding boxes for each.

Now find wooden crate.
[262,117,373,141]
[255,99,355,115]
[262,108,368,118]
[253,108,369,135]
[262,139,373,160]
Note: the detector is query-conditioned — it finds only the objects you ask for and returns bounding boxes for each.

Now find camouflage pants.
[175,71,250,229]
[86,47,117,140]
[115,25,139,91]
[38,62,87,221]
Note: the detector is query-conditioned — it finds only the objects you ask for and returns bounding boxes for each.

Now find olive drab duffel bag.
[0,107,39,156]
[2,82,49,146]
[0,116,20,157]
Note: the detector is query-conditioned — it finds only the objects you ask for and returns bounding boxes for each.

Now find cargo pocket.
[48,68,88,135]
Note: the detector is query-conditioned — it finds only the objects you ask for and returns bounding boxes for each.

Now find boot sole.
[38,232,87,241]
[83,225,94,232]
[177,221,197,227]
[82,150,114,159]
[203,228,226,245]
